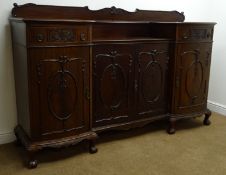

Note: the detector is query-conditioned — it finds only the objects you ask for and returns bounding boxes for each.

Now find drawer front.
[177,25,214,42]
[28,25,89,46]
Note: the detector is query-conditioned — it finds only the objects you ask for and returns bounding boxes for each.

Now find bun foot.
[203,109,212,126]
[27,159,38,169]
[89,140,98,154]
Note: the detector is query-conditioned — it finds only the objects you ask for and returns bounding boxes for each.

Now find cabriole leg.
[15,133,22,146]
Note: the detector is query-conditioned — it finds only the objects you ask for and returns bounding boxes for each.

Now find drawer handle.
[80,33,86,41]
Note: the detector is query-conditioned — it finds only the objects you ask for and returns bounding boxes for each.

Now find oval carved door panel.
[136,43,169,118]
[47,71,78,121]
[100,64,126,110]
[93,45,133,126]
[175,43,212,114]
[31,47,90,138]
[185,61,203,99]
[142,61,163,103]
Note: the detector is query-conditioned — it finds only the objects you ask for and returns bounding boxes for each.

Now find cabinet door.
[92,45,134,127]
[174,43,212,114]
[29,47,90,139]
[135,43,170,119]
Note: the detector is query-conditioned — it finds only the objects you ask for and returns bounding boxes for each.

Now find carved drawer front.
[28,25,89,46]
[177,24,214,42]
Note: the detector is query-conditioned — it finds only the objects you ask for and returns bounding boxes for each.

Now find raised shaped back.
[11,3,185,22]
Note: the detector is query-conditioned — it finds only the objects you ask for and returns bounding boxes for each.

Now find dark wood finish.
[12,3,185,22]
[176,24,214,42]
[28,24,90,46]
[29,46,90,140]
[168,23,214,134]
[93,44,134,127]
[174,43,212,114]
[135,43,170,119]
[10,3,216,168]
[14,125,97,168]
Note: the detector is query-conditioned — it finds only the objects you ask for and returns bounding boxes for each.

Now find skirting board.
[207,100,226,116]
[0,132,16,145]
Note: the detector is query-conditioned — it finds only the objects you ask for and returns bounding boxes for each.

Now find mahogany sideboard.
[10,3,216,168]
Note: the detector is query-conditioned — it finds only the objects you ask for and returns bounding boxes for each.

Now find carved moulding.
[11,3,185,22]
[48,29,76,42]
[14,125,97,152]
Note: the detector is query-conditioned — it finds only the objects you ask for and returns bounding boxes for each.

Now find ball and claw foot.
[203,109,212,126]
[167,127,176,134]
[27,159,38,169]
[89,140,98,154]
[167,118,176,134]
[27,152,38,169]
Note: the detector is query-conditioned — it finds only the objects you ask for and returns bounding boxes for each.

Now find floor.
[0,112,226,175]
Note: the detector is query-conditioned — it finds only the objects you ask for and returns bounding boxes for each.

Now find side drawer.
[176,24,214,42]
[27,24,90,46]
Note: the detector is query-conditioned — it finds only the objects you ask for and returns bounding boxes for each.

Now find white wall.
[0,0,224,144]
[204,0,226,115]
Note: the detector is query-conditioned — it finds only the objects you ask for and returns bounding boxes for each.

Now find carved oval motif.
[100,64,125,110]
[142,61,162,103]
[186,61,203,98]
[47,71,77,120]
